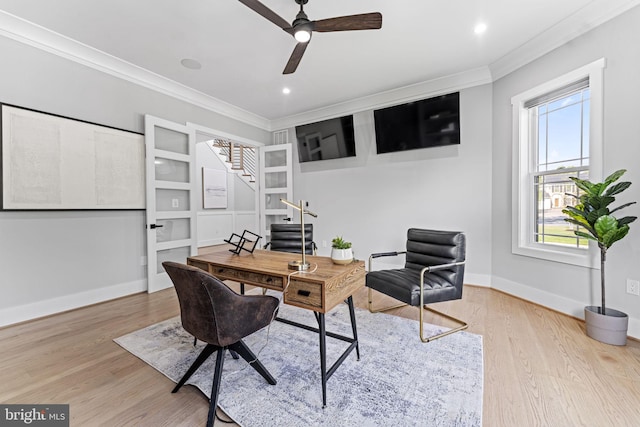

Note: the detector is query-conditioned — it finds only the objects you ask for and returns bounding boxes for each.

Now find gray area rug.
[114,302,483,426]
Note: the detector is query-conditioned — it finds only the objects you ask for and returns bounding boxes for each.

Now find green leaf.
[563,206,587,220]
[563,212,590,228]
[587,196,615,210]
[331,236,352,249]
[617,216,638,226]
[590,183,605,196]
[610,201,637,215]
[603,169,626,188]
[603,225,629,248]
[604,181,631,197]
[594,215,618,239]
[569,177,595,194]
[564,217,587,227]
[564,218,597,237]
[587,208,610,225]
[574,230,597,241]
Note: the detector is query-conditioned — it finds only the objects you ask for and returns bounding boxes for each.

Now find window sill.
[512,243,598,269]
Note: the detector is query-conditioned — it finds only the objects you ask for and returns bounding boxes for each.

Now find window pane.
[547,103,582,167]
[534,88,590,173]
[534,170,589,248]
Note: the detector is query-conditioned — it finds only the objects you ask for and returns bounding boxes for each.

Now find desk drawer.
[210,266,284,290]
[285,280,322,309]
[188,260,210,272]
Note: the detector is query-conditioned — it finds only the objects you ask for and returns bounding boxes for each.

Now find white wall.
[290,85,493,286]
[195,142,257,247]
[491,5,640,336]
[0,36,269,326]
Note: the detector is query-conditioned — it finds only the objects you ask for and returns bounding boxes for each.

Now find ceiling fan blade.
[312,12,382,32]
[283,42,309,74]
[238,0,292,31]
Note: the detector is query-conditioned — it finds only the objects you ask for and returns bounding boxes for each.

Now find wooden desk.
[187,249,365,407]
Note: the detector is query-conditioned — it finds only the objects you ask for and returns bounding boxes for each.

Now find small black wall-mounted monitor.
[295,115,356,163]
[373,92,460,154]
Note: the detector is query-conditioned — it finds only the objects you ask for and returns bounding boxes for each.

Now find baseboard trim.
[0,279,147,328]
[4,273,637,340]
[492,275,640,340]
[464,273,491,288]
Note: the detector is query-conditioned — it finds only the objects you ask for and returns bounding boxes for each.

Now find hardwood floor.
[1,283,639,426]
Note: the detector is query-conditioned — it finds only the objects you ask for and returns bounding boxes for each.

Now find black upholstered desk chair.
[162,261,279,427]
[366,228,467,343]
[264,223,317,255]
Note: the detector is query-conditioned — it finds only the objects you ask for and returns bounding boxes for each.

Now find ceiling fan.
[238,0,382,74]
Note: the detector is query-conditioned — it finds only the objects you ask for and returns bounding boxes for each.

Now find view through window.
[530,85,590,248]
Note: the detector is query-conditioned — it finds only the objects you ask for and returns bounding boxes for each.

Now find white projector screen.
[1,104,145,210]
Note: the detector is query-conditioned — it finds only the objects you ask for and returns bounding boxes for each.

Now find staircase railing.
[212,139,256,182]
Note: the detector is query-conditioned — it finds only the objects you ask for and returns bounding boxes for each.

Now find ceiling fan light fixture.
[294,27,311,43]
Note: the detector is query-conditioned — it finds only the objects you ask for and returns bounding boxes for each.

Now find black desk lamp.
[280,198,317,271]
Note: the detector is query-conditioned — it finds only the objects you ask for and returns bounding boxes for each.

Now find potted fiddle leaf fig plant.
[331,236,353,265]
[562,169,636,345]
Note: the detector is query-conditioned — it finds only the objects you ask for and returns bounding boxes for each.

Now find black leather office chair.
[163,261,279,427]
[264,223,317,255]
[366,228,467,342]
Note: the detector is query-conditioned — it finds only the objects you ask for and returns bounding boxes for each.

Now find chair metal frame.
[367,252,467,343]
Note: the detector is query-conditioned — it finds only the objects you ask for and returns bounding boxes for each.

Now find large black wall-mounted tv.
[295,115,356,163]
[373,92,460,154]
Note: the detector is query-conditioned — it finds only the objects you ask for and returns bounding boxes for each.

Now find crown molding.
[490,0,640,80]
[2,1,639,132]
[0,10,271,130]
[270,67,492,130]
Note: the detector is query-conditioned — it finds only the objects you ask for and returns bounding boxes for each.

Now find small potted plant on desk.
[562,169,636,345]
[331,236,353,265]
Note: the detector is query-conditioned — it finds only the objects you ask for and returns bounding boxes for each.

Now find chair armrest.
[371,251,406,259]
[420,261,465,276]
[368,251,406,271]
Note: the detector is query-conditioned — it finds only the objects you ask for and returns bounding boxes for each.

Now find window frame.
[511,58,605,268]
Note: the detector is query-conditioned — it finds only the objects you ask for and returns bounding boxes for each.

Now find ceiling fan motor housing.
[292,10,310,27]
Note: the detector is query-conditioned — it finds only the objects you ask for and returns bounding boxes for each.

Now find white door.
[145,115,198,292]
[259,143,293,242]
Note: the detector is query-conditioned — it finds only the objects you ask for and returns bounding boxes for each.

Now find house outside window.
[511,59,605,267]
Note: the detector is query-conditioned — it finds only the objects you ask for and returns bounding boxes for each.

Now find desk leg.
[318,312,327,408]
[347,296,360,361]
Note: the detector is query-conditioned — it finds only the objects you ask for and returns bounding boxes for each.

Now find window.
[532,82,589,248]
[512,59,605,267]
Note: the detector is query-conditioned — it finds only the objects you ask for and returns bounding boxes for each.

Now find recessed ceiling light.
[180,58,202,70]
[282,87,291,95]
[474,23,487,35]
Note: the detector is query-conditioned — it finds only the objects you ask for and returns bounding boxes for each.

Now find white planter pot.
[584,306,628,346]
[331,248,353,265]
